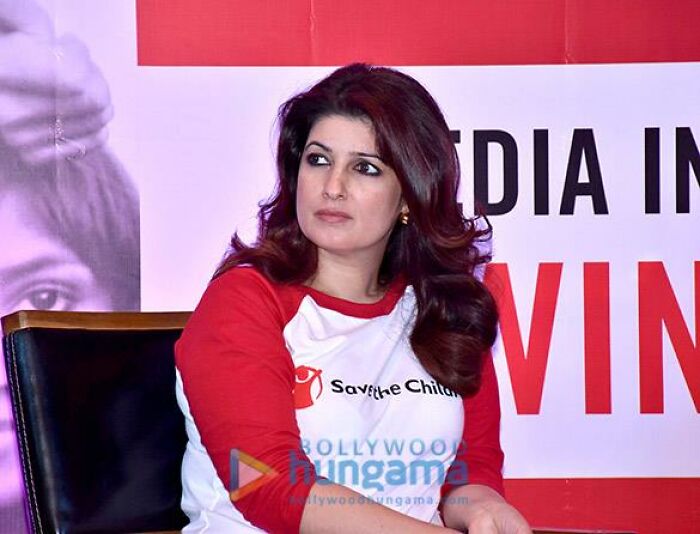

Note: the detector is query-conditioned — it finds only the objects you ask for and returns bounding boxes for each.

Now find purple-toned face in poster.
[0,1,140,530]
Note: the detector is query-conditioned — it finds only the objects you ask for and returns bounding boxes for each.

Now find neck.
[306,247,387,304]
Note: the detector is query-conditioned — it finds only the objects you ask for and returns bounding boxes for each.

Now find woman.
[175,64,530,533]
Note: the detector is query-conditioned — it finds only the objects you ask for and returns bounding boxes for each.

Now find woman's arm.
[177,269,316,531]
[301,481,459,534]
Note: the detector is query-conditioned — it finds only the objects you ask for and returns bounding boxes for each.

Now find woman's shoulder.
[200,265,304,324]
[210,264,274,291]
[201,265,280,308]
[176,266,296,377]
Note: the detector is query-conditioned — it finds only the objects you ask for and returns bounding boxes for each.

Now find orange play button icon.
[229,448,279,501]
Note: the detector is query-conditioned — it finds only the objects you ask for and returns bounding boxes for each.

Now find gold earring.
[400,211,409,225]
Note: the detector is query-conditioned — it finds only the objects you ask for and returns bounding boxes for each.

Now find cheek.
[295,169,320,205]
[360,187,401,224]
[295,177,313,219]
[295,175,321,240]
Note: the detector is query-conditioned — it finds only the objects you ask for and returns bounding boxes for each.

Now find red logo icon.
[293,365,323,409]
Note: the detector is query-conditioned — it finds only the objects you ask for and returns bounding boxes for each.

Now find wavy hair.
[216,64,497,396]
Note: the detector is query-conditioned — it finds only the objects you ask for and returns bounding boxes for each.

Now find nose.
[322,166,347,200]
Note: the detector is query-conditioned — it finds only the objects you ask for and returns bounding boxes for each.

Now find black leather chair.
[2,310,191,534]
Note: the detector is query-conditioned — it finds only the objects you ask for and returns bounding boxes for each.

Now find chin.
[311,239,360,255]
[301,220,390,256]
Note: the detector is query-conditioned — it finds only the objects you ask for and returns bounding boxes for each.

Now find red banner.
[137,0,700,66]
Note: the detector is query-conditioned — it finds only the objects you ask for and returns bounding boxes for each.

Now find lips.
[314,209,352,223]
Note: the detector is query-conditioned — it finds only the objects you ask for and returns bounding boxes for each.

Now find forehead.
[307,115,377,152]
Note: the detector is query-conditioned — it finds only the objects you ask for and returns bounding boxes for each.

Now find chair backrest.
[2,310,191,534]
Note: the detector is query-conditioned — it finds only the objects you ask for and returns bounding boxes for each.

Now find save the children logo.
[293,365,323,409]
[293,368,458,407]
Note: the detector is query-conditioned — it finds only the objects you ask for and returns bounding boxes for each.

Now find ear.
[399,198,408,214]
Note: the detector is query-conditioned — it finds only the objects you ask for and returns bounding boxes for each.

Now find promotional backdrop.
[0,1,697,533]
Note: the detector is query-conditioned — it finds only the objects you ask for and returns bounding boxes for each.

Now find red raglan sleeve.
[441,354,505,499]
[175,267,317,533]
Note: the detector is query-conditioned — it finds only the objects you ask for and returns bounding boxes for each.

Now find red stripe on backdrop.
[136,0,700,66]
[504,478,700,534]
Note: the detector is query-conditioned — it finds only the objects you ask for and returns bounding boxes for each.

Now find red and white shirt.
[175,266,504,533]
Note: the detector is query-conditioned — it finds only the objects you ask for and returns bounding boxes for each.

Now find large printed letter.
[474,130,518,216]
[584,262,611,414]
[676,127,700,213]
[639,262,700,413]
[485,263,563,414]
[560,129,608,215]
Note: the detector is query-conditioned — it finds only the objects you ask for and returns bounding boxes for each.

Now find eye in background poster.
[0,1,698,533]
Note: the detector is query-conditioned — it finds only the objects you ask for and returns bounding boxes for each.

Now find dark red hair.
[216,64,497,396]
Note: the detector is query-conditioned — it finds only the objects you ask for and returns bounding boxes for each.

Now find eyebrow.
[0,255,81,283]
[304,141,383,161]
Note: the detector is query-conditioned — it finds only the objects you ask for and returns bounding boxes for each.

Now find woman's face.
[0,189,112,319]
[296,114,405,259]
[0,188,112,503]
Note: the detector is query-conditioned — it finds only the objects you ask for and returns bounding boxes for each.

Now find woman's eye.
[306,153,330,166]
[355,160,381,176]
[18,288,75,311]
